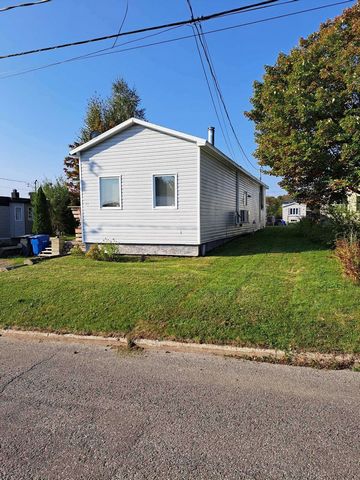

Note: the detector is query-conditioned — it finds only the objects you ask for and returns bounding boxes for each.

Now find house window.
[243,191,248,206]
[153,175,177,208]
[100,177,121,208]
[15,207,22,221]
[28,206,33,221]
[290,208,299,215]
[239,210,249,223]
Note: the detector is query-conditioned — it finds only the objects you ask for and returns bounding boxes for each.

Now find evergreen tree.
[64,78,146,202]
[32,186,52,235]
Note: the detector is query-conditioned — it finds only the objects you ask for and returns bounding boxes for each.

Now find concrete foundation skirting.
[1,329,358,369]
[86,243,200,257]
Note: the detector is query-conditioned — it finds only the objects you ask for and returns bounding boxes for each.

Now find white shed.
[70,118,267,256]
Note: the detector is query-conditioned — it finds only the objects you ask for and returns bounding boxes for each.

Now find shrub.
[70,244,84,256]
[327,205,360,241]
[98,242,119,262]
[293,218,333,246]
[85,244,102,260]
[335,235,360,283]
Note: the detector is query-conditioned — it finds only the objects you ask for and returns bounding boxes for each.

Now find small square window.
[153,175,177,208]
[100,177,121,208]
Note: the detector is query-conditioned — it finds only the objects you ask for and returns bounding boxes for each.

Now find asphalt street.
[0,336,359,479]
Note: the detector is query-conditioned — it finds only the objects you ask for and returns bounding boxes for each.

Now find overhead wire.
[0,0,293,60]
[0,0,352,81]
[112,0,129,48]
[186,0,258,171]
[0,0,50,13]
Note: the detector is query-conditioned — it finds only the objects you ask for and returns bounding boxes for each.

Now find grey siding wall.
[0,206,10,238]
[200,149,265,244]
[80,125,199,245]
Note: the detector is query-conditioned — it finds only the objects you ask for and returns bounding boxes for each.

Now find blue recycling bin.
[30,235,50,256]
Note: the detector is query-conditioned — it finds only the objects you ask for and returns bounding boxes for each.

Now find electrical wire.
[187,0,258,171]
[0,0,50,13]
[0,0,352,80]
[112,0,129,48]
[0,0,287,60]
[0,177,30,184]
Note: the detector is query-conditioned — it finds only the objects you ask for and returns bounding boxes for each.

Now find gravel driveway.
[0,336,359,479]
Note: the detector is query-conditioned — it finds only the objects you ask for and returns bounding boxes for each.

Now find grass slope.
[0,228,359,353]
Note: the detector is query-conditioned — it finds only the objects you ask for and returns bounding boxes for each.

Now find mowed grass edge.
[0,228,359,353]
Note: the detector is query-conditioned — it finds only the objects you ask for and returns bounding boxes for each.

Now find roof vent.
[207,126,215,146]
[11,189,19,200]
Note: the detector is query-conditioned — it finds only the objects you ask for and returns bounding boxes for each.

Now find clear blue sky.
[0,0,353,197]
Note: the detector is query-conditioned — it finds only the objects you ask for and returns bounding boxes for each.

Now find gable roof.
[70,118,267,188]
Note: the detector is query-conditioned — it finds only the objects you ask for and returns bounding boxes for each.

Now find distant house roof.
[0,196,31,206]
[70,117,268,188]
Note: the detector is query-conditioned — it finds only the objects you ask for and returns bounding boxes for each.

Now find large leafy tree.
[64,78,146,202]
[246,2,360,206]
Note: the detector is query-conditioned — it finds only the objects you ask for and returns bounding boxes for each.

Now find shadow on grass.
[210,227,328,257]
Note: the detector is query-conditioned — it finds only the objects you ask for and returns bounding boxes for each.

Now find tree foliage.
[245,2,360,206]
[42,178,76,235]
[267,194,292,218]
[32,186,52,235]
[64,78,146,202]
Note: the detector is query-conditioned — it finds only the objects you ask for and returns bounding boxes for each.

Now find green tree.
[64,78,146,201]
[245,2,360,206]
[42,178,76,235]
[32,186,52,235]
[267,194,292,218]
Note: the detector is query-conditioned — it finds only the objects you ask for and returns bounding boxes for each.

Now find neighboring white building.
[70,118,267,256]
[282,202,307,224]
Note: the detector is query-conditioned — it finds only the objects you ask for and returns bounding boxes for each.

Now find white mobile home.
[70,118,267,256]
[282,202,307,224]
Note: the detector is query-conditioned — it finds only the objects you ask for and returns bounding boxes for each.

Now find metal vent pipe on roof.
[208,126,215,146]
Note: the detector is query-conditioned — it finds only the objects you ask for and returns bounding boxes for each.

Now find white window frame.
[152,174,178,209]
[243,191,248,206]
[14,206,23,221]
[99,176,122,209]
[28,206,33,221]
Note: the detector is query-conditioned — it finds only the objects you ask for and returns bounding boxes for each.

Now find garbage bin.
[30,235,50,256]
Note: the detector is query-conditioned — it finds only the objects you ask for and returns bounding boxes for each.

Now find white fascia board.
[70,118,204,155]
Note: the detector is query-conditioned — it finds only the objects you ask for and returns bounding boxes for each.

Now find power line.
[112,0,129,49]
[186,1,236,158]
[0,0,353,80]
[0,0,287,60]
[0,176,30,184]
[187,0,258,171]
[0,0,51,13]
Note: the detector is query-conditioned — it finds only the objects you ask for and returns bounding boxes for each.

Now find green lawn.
[0,227,359,353]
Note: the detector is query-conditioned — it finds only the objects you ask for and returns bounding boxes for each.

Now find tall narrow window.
[15,207,22,221]
[28,206,33,221]
[100,177,120,208]
[153,175,176,208]
[243,191,248,206]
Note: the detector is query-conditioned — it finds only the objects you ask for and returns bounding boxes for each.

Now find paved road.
[0,337,359,480]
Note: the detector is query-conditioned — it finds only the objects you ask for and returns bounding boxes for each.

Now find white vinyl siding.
[200,149,265,244]
[80,125,198,245]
